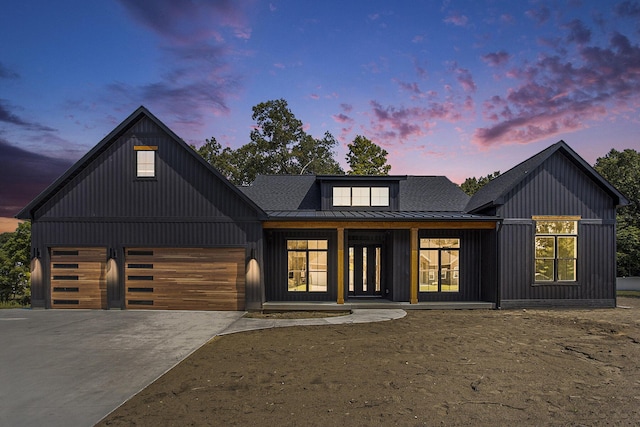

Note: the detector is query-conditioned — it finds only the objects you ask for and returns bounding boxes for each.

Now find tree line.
[1,99,638,306]
[191,99,391,184]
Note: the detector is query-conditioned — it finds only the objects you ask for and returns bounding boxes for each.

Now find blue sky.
[1,0,640,229]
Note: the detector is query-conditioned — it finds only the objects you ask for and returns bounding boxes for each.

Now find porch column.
[410,227,418,304]
[337,227,345,304]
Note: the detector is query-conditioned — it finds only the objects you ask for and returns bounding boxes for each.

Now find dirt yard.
[99,298,640,426]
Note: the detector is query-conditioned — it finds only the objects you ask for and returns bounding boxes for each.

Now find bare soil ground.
[99,298,640,426]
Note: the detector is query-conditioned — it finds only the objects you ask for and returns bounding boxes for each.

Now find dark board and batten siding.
[417,229,487,302]
[498,152,618,308]
[28,114,263,310]
[36,117,259,221]
[264,230,338,302]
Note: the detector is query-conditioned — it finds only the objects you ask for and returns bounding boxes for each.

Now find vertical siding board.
[29,115,263,309]
[264,230,337,302]
[416,229,482,302]
[392,230,410,302]
[35,116,258,221]
[498,151,618,307]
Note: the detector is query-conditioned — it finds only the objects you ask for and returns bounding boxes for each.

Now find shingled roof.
[239,174,472,217]
[466,140,629,213]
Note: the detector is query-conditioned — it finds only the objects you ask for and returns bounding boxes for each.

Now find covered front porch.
[262,218,499,307]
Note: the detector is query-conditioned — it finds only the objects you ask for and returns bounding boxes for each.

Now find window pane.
[371,187,389,206]
[535,237,555,258]
[535,259,554,281]
[333,187,351,206]
[362,247,367,291]
[287,240,307,250]
[536,220,577,235]
[137,151,155,177]
[352,187,370,206]
[375,247,381,292]
[558,259,576,281]
[441,250,459,292]
[309,251,327,271]
[419,250,438,292]
[308,272,327,292]
[557,237,576,258]
[317,240,328,250]
[307,240,318,250]
[348,247,354,292]
[420,238,460,249]
[288,251,307,291]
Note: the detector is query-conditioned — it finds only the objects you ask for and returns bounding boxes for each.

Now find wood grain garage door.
[125,248,245,310]
[50,247,107,309]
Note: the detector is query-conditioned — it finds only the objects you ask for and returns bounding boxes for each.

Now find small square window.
[371,187,389,206]
[333,187,351,206]
[137,151,155,177]
[351,187,370,206]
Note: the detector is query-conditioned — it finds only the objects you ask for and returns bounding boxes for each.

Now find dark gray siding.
[264,230,338,302]
[391,230,410,302]
[500,153,615,220]
[36,117,258,221]
[480,229,498,303]
[498,152,618,308]
[29,115,263,309]
[418,229,484,302]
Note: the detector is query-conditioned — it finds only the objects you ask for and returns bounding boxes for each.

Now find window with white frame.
[534,218,578,282]
[135,147,156,178]
[331,186,390,207]
[333,187,351,206]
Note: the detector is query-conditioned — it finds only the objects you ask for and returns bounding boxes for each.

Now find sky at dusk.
[1,0,640,231]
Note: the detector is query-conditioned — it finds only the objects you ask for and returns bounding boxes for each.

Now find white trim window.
[136,150,156,178]
[332,186,390,207]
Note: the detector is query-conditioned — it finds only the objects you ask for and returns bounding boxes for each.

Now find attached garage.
[50,247,107,309]
[124,248,246,310]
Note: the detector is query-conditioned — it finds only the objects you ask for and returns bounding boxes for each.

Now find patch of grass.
[0,300,29,309]
[244,310,351,319]
[617,290,640,298]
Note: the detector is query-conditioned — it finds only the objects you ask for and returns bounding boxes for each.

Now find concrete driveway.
[0,309,243,427]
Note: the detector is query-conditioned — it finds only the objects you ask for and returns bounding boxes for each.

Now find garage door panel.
[125,248,245,311]
[50,247,107,309]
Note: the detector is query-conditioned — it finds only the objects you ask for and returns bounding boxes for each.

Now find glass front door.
[348,245,382,296]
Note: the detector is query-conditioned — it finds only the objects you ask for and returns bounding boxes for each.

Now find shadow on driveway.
[0,309,243,427]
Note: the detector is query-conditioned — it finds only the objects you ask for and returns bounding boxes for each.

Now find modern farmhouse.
[17,107,628,310]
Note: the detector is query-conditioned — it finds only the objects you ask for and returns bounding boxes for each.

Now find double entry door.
[348,244,382,297]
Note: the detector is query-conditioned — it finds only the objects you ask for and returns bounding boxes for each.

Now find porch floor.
[262,300,495,311]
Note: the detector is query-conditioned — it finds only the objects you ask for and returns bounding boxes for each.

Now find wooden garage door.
[50,247,107,309]
[125,248,245,310]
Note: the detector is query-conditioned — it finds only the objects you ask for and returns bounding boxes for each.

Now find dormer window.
[332,186,389,207]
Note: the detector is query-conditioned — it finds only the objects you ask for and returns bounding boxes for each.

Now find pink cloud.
[482,51,511,67]
[395,79,423,98]
[332,113,353,124]
[473,32,640,147]
[309,94,319,100]
[444,13,469,27]
[118,0,254,44]
[500,14,515,25]
[455,67,476,92]
[525,5,551,26]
